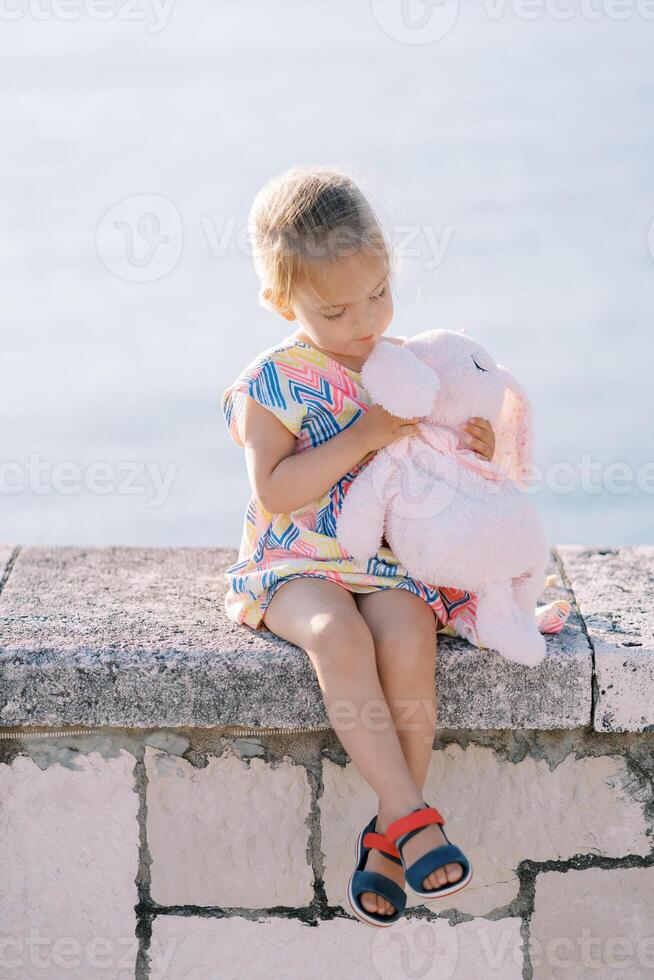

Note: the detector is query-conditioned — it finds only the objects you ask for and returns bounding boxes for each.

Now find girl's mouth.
[358,334,374,342]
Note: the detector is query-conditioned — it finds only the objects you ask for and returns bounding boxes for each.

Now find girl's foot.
[358,815,406,917]
[536,599,571,634]
[385,803,465,892]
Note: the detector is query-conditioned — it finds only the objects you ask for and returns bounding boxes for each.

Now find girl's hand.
[463,417,495,461]
[358,404,422,455]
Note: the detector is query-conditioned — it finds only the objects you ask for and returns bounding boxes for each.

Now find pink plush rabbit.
[335,328,551,667]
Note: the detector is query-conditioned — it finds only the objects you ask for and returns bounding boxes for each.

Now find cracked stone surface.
[0,544,15,578]
[0,544,603,730]
[149,913,524,979]
[558,546,654,732]
[531,867,654,979]
[321,745,651,916]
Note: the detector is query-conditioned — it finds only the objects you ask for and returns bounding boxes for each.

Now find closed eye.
[323,284,387,321]
[472,356,488,373]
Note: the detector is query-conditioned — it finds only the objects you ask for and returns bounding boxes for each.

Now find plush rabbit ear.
[493,365,534,489]
[361,341,440,418]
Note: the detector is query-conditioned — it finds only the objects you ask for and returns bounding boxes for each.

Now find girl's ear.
[361,341,440,417]
[494,365,534,489]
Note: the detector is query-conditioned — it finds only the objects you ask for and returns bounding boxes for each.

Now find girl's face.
[280,251,394,361]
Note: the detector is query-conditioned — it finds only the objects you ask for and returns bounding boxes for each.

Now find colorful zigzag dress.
[220,334,570,642]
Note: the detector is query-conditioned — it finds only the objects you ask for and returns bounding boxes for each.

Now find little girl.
[221,166,569,927]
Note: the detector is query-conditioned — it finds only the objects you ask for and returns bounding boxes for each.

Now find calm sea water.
[2,2,653,547]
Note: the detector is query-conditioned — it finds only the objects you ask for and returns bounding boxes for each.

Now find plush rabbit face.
[361,328,535,488]
[402,329,506,427]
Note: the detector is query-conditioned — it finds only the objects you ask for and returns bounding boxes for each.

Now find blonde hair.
[248,165,395,317]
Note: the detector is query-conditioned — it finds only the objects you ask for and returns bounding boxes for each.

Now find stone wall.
[0,544,652,979]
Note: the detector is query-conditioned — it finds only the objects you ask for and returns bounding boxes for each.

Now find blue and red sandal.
[385,803,473,900]
[346,814,408,927]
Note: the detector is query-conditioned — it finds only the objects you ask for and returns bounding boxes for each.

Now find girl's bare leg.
[354,588,465,900]
[262,578,458,918]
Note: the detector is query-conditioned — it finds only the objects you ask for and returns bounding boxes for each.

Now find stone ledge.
[0,544,650,733]
[558,545,654,733]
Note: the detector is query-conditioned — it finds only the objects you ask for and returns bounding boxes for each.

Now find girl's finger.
[467,437,492,459]
[465,421,489,436]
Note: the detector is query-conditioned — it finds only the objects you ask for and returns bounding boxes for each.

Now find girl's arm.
[241,396,419,514]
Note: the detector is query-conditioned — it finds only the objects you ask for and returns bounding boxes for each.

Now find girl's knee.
[306,610,374,663]
[400,600,436,638]
[376,610,438,659]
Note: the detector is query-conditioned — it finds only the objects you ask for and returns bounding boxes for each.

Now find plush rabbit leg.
[337,453,397,562]
[475,582,547,667]
[512,566,547,619]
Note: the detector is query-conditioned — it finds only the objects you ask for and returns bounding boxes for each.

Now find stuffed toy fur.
[335,328,550,667]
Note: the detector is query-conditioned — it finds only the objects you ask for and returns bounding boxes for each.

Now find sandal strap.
[362,831,401,861]
[385,806,445,847]
[405,843,470,895]
[351,870,408,917]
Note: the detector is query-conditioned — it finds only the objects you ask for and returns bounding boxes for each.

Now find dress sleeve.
[221,354,307,448]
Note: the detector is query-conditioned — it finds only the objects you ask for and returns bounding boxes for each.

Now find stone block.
[0,748,139,979]
[145,747,313,908]
[531,867,654,978]
[149,912,524,979]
